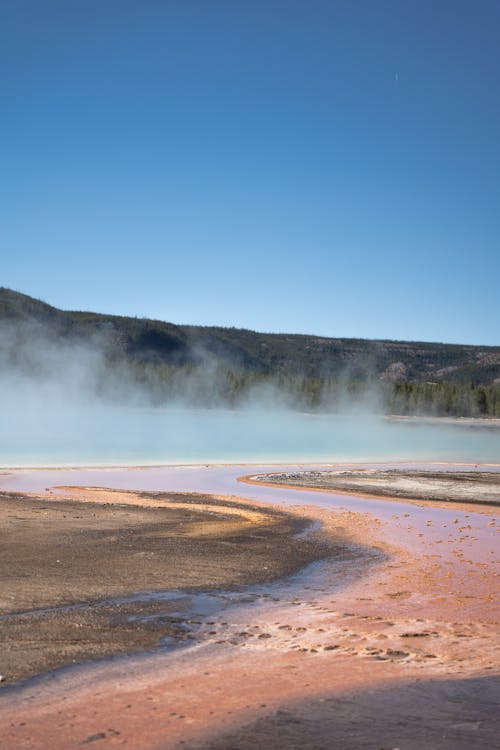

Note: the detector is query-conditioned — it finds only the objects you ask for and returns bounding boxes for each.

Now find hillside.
[1,287,499,417]
[2,287,499,385]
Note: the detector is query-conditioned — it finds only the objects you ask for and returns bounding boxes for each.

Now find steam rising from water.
[1,320,499,466]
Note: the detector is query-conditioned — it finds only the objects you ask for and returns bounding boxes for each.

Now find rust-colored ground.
[1,471,499,750]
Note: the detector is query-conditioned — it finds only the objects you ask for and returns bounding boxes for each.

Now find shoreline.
[1,463,499,749]
[385,413,500,428]
[2,457,500,476]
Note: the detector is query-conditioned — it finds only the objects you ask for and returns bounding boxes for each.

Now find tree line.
[106,358,500,417]
[385,380,500,418]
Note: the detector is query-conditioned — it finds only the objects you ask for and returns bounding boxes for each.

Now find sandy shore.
[0,465,499,749]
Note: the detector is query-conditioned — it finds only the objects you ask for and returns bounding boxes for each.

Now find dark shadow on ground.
[185,674,500,750]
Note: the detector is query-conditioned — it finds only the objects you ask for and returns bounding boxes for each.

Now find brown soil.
[0,489,333,684]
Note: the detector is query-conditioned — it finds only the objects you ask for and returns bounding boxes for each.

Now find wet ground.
[0,463,498,750]
[0,489,333,684]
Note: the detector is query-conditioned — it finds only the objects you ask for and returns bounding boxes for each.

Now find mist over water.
[1,319,499,466]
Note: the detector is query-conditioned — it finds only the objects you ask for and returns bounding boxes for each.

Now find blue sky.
[2,1,499,345]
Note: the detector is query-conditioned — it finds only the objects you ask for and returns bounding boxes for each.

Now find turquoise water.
[1,406,499,466]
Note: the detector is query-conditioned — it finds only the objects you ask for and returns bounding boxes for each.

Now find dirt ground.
[0,489,333,684]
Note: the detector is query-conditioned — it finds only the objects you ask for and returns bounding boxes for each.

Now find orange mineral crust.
[0,464,498,749]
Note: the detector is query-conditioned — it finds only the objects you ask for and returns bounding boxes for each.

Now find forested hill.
[1,287,500,416]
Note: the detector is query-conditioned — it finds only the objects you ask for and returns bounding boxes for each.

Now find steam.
[0,317,385,413]
[3,316,494,467]
[0,316,388,465]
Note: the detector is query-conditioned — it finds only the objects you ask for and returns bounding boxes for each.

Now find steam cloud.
[0,317,407,466]
[0,317,383,413]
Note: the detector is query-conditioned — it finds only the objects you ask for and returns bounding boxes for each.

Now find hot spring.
[1,405,499,467]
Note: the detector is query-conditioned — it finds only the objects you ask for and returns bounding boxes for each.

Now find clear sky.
[1,1,499,345]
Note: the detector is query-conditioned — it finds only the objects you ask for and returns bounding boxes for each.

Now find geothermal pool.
[2,407,499,466]
[1,409,499,750]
